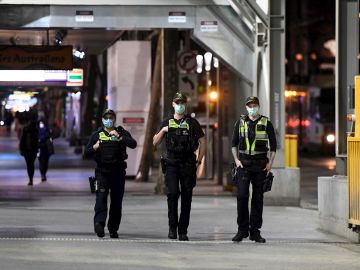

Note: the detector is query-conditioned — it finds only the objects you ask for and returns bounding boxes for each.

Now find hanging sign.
[200,21,218,32]
[0,46,73,70]
[168,12,186,23]
[75,10,94,22]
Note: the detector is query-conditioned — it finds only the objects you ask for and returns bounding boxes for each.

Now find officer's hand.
[93,140,100,151]
[162,126,169,133]
[235,159,243,168]
[264,162,272,175]
[109,130,120,138]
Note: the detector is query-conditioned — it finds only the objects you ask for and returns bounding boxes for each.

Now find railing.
[348,75,360,230]
[347,137,360,226]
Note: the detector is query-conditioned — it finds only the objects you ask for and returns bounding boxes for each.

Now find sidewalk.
[1,135,360,269]
[0,193,359,270]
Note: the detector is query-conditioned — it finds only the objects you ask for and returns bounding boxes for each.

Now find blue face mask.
[174,104,186,115]
[246,106,259,117]
[102,118,114,128]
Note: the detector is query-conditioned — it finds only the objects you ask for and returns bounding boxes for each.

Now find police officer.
[231,96,277,243]
[153,92,205,241]
[84,109,137,238]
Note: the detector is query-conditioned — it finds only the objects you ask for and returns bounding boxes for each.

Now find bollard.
[285,134,298,167]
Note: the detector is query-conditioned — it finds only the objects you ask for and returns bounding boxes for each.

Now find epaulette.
[240,114,247,121]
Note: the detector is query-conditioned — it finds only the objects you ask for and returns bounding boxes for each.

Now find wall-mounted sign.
[0,46,73,70]
[66,69,83,86]
[168,12,186,23]
[122,117,145,124]
[75,10,94,22]
[200,21,218,32]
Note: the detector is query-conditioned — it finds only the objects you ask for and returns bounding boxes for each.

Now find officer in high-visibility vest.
[153,92,205,241]
[231,96,277,243]
[84,109,137,238]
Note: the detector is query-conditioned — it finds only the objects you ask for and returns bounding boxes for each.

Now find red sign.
[123,117,145,124]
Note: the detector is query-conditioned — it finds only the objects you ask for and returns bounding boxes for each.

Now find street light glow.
[209,90,218,101]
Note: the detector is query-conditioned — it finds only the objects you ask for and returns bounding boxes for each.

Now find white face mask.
[246,106,259,117]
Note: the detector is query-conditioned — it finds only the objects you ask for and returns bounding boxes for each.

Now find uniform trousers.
[165,160,196,234]
[94,167,126,233]
[236,159,267,233]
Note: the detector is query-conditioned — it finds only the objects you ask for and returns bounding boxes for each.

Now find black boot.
[168,227,177,239]
[232,231,249,242]
[249,231,266,243]
[109,231,119,239]
[94,222,105,238]
[178,234,189,241]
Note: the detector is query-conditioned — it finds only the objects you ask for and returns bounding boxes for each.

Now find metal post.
[216,64,223,185]
[335,0,360,174]
[269,0,286,167]
[205,70,210,180]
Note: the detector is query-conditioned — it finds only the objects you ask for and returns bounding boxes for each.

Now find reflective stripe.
[168,119,189,130]
[238,116,269,155]
[256,134,268,139]
[99,131,121,142]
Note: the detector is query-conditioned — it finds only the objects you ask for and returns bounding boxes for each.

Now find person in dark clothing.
[84,109,137,238]
[38,120,53,182]
[153,92,205,241]
[231,96,277,243]
[19,120,39,186]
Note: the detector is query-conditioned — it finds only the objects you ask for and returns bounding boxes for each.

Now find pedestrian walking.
[19,119,39,186]
[38,119,54,182]
[153,92,205,241]
[84,109,137,238]
[231,96,277,243]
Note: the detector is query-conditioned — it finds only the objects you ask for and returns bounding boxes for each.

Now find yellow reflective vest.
[238,116,269,155]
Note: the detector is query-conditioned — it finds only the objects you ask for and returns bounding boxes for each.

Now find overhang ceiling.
[0,29,124,55]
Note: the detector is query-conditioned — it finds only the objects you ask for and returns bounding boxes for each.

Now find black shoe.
[178,234,189,241]
[41,177,47,182]
[109,231,119,239]
[232,231,249,242]
[168,227,177,239]
[27,181,33,186]
[249,232,266,243]
[94,223,105,238]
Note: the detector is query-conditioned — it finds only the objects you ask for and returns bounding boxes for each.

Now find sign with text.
[123,117,145,124]
[200,21,218,32]
[0,46,73,70]
[75,10,94,22]
[168,12,186,23]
